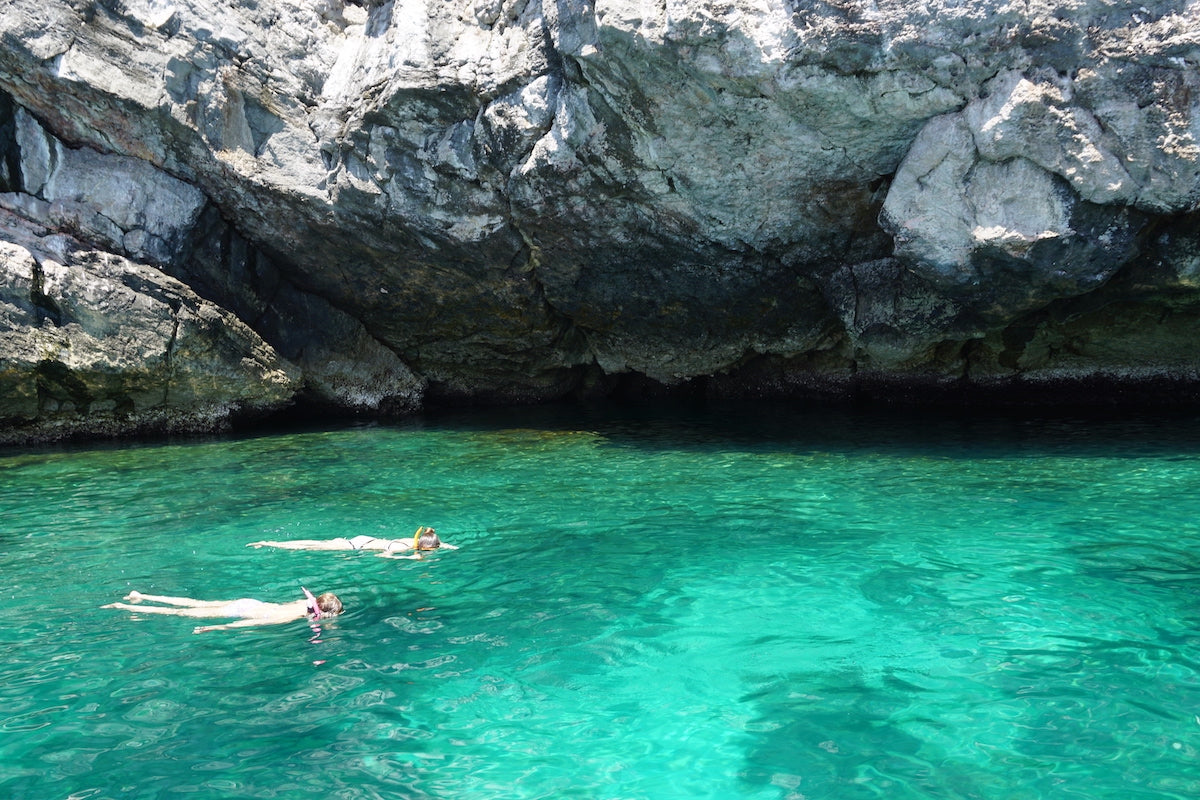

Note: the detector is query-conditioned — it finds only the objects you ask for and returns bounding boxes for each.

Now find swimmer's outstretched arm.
[246,539,350,550]
[193,617,298,633]
[376,543,459,559]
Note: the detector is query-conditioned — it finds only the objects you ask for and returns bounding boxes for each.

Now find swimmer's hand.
[246,541,266,548]
[193,625,215,634]
[377,551,421,560]
[123,591,145,603]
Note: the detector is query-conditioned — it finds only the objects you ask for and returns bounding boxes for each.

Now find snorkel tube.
[301,585,321,620]
[413,527,422,552]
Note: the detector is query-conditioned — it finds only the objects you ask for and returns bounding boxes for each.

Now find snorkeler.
[247,526,456,559]
[102,587,344,633]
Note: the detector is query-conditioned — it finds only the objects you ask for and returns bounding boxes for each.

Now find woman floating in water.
[102,587,343,633]
[247,526,456,559]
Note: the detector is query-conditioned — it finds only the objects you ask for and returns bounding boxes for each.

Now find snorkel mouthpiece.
[302,585,321,620]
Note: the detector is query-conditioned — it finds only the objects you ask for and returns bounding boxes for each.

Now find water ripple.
[4,410,1200,798]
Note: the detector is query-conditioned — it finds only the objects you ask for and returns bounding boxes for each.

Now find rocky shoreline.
[3,1,1200,443]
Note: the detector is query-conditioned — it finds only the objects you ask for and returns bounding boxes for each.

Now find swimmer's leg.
[121,592,230,608]
[103,602,219,618]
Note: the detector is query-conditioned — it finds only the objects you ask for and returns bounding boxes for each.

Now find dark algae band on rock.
[3,1,1200,441]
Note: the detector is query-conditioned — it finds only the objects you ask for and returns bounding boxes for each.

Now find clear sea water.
[2,403,1199,800]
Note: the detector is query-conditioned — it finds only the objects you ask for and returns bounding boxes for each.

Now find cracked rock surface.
[3,0,1200,441]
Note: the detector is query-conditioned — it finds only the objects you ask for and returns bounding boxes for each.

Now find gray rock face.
[3,0,1200,439]
[0,209,298,443]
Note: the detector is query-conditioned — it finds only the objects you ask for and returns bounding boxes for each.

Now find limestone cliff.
[2,0,1200,442]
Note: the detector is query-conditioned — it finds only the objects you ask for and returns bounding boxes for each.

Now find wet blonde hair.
[416,527,441,550]
[316,592,343,615]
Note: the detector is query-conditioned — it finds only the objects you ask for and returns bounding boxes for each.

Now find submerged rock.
[2,0,1200,440]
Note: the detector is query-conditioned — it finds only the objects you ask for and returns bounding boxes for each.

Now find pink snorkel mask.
[302,586,321,620]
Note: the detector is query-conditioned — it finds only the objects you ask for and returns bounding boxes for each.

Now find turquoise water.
[2,404,1200,800]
